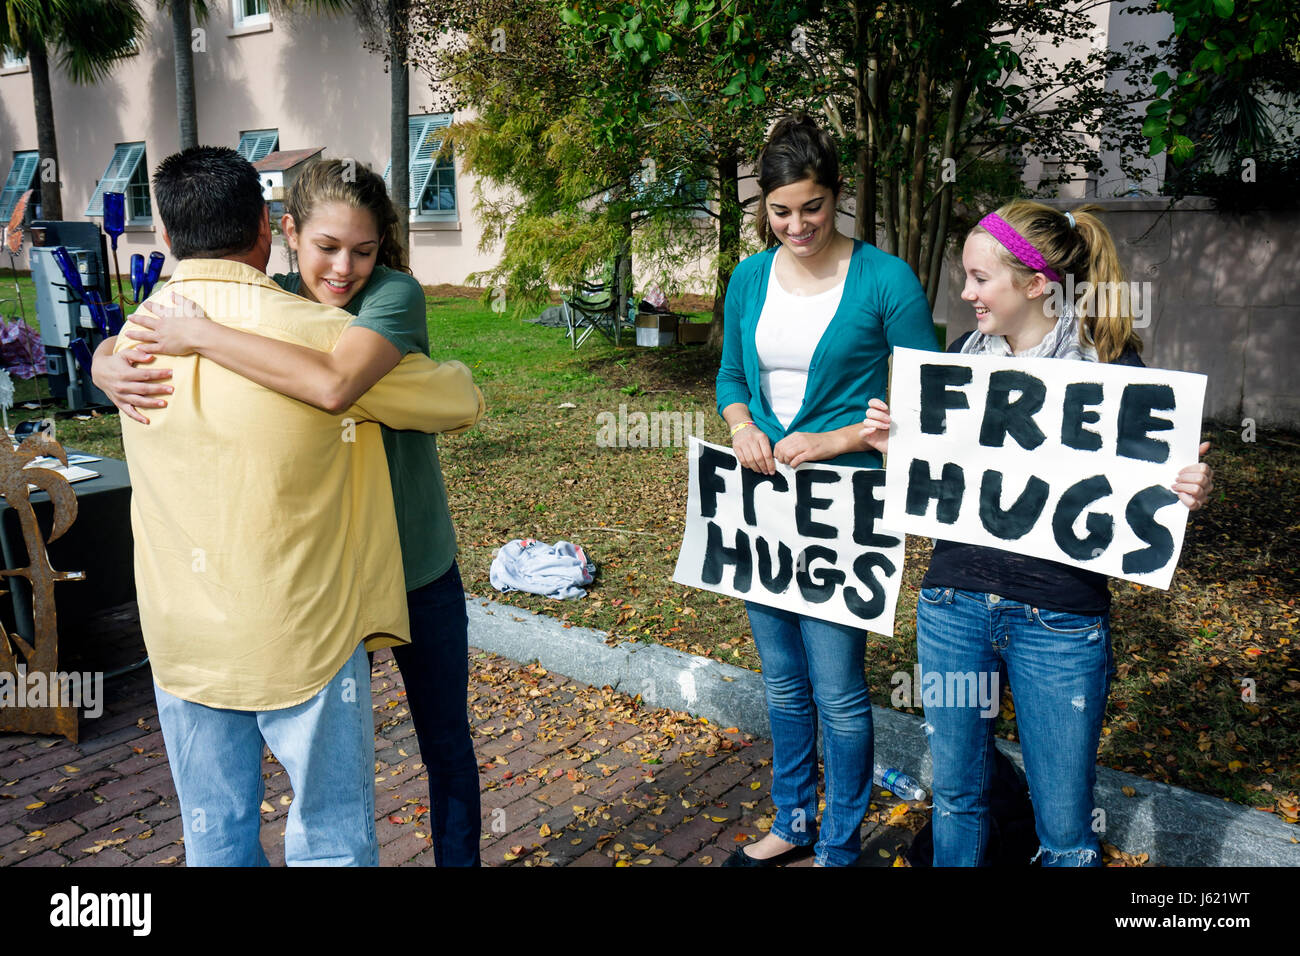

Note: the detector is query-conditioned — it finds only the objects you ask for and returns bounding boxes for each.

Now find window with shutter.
[385,114,457,220]
[237,129,279,162]
[86,143,149,222]
[0,152,39,222]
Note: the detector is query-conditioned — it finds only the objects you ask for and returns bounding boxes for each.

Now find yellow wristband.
[730,420,755,438]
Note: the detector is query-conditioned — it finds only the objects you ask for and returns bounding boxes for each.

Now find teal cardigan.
[716,239,940,467]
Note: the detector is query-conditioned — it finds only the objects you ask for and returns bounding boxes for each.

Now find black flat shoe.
[720,841,815,867]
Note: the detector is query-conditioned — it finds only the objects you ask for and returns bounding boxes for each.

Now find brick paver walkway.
[1,604,922,867]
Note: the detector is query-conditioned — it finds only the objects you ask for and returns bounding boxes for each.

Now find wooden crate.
[677,320,710,344]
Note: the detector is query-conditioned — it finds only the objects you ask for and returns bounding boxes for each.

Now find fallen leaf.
[83,839,127,854]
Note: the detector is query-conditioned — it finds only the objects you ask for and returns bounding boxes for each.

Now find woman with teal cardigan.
[716,116,938,867]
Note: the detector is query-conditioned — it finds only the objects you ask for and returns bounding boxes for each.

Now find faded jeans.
[154,640,377,867]
[746,601,873,867]
[916,587,1110,867]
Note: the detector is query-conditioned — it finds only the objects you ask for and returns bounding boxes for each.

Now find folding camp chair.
[562,279,623,349]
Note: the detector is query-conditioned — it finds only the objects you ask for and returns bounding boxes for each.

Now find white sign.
[883,347,1206,589]
[673,438,907,635]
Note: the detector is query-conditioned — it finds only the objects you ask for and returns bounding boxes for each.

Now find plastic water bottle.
[873,763,927,801]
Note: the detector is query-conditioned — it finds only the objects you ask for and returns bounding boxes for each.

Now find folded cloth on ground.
[489,538,596,600]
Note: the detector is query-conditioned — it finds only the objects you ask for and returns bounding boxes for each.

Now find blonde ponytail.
[1069,207,1141,364]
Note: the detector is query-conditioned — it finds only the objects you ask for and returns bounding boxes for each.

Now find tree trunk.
[28,41,62,221]
[172,2,198,150]
[389,1,410,257]
[905,71,931,274]
[857,55,876,245]
[614,205,632,344]
[707,151,740,351]
[923,73,968,308]
[881,168,897,256]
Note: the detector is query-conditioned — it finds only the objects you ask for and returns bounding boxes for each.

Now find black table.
[0,450,135,642]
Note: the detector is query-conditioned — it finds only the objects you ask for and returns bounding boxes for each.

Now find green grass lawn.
[7,275,1297,822]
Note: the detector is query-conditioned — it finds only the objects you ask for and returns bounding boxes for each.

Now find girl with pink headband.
[860,199,1214,866]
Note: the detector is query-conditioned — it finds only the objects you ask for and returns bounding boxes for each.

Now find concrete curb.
[465,594,1299,867]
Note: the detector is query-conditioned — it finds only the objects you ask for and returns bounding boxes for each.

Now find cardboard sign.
[883,347,1207,589]
[673,438,907,635]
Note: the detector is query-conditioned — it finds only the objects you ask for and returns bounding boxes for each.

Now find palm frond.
[51,0,146,84]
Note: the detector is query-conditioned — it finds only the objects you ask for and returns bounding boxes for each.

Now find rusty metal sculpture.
[0,435,86,742]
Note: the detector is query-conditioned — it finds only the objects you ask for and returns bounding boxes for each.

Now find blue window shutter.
[0,152,39,222]
[386,114,452,209]
[409,114,452,209]
[250,131,278,162]
[408,117,435,209]
[86,143,145,217]
[237,129,279,162]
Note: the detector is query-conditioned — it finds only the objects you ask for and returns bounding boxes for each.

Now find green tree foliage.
[1143,0,1299,162]
[565,1,1156,310]
[1142,0,1300,209]
[412,0,781,333]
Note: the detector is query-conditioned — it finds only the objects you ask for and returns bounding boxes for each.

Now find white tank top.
[754,252,845,429]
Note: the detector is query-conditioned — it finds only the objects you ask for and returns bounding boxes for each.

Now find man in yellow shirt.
[114,146,483,866]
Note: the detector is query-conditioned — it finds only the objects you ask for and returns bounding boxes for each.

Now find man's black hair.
[152,146,266,260]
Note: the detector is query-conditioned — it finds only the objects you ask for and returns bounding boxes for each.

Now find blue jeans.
[154,640,377,867]
[391,561,482,866]
[745,602,873,867]
[916,588,1110,867]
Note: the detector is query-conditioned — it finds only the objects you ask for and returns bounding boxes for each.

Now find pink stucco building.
[0,2,494,285]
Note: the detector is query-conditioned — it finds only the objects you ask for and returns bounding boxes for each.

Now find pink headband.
[978,213,1061,284]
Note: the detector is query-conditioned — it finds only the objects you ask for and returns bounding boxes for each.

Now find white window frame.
[232,0,270,29]
[86,142,150,224]
[385,114,457,222]
[236,128,279,162]
[0,151,39,223]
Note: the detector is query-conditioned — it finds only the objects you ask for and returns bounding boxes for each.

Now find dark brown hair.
[754,115,842,247]
[283,158,410,274]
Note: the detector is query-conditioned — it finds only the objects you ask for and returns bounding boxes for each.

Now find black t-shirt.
[919,331,1145,615]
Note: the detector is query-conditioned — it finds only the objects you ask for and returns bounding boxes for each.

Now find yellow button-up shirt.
[116,259,484,710]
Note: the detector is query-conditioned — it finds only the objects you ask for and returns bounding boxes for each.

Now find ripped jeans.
[916,588,1110,867]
